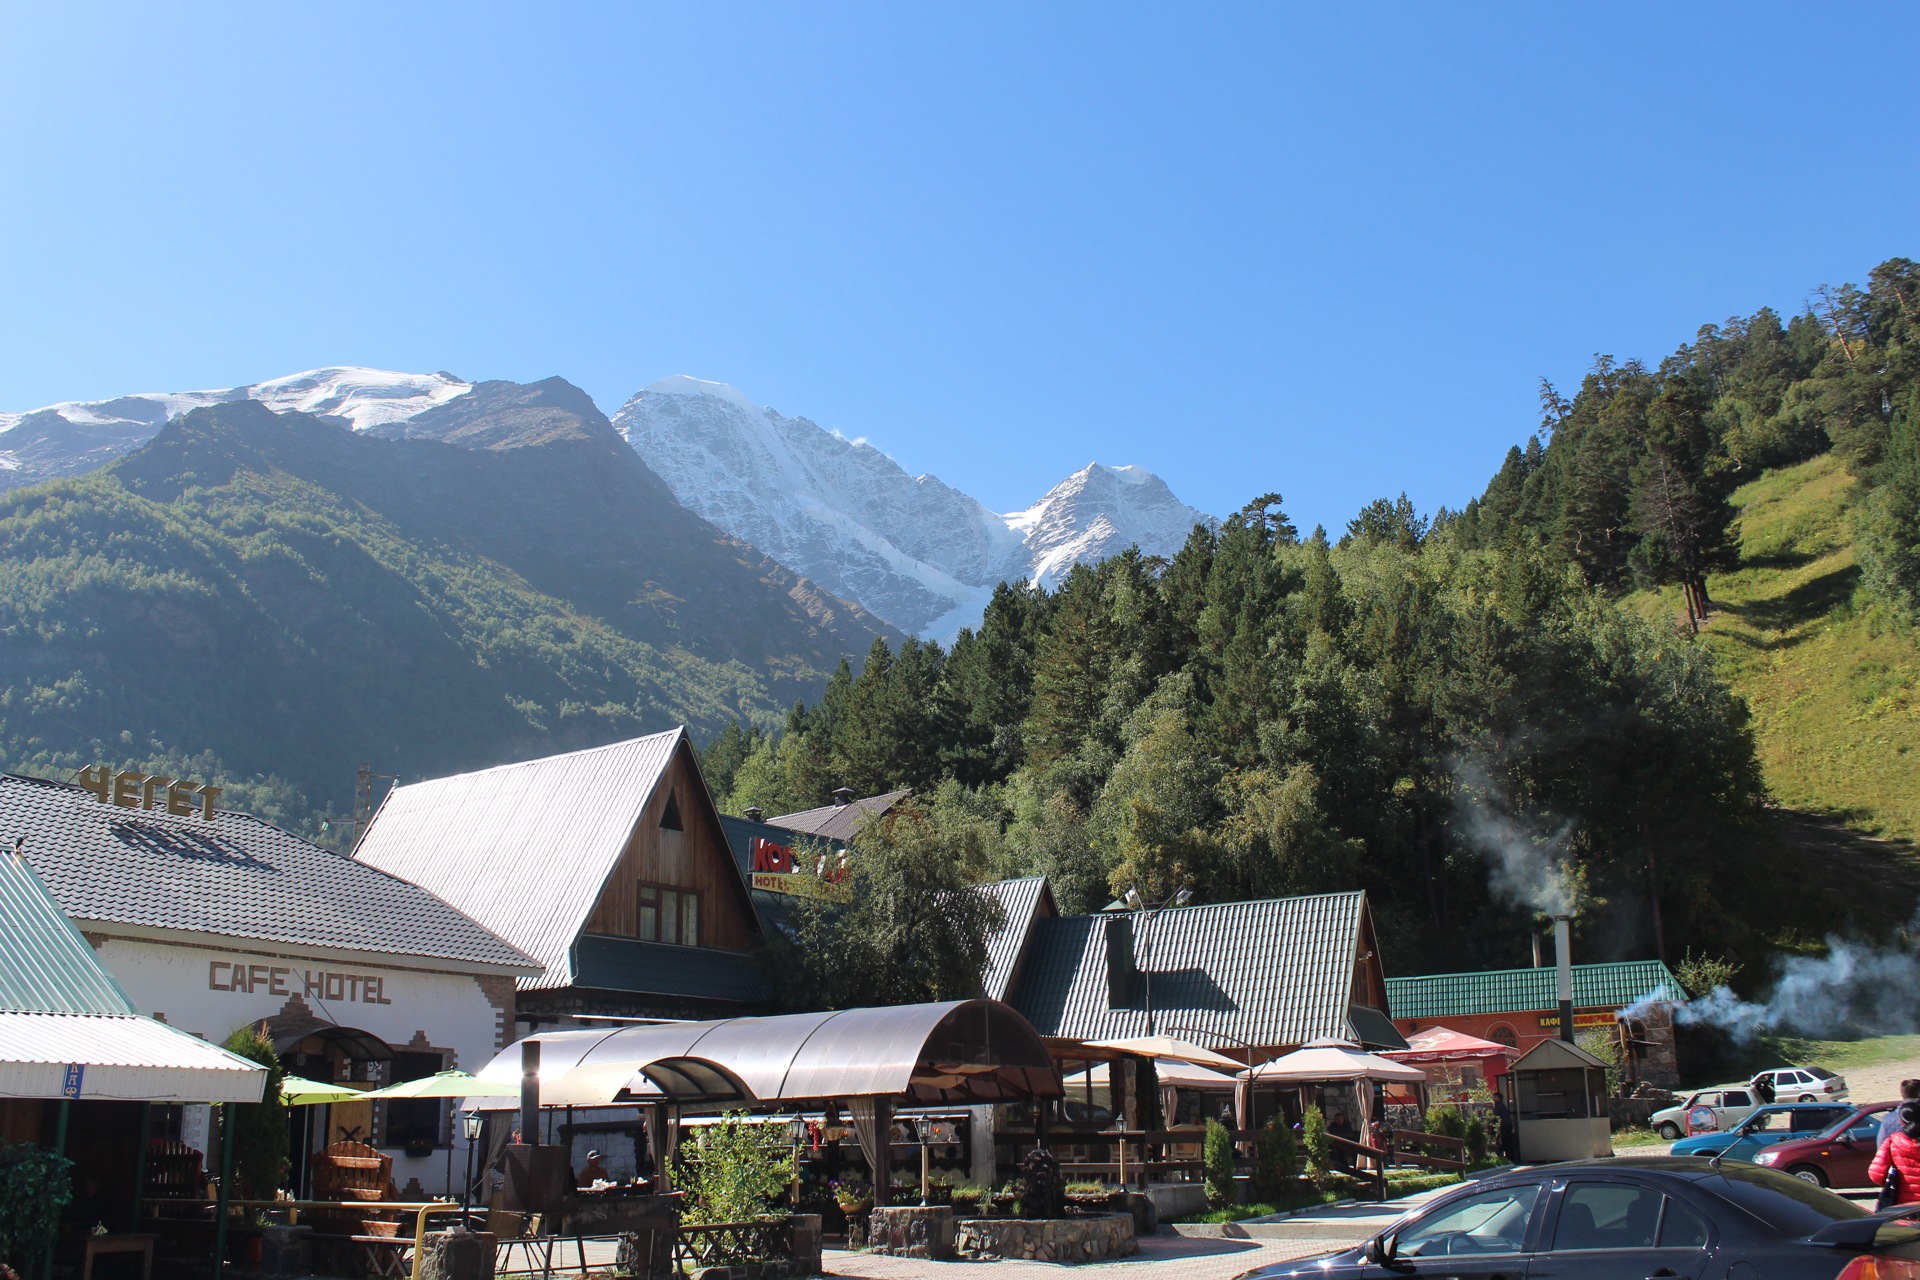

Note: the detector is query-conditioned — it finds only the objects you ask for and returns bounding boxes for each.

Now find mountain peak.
[639,375,764,415]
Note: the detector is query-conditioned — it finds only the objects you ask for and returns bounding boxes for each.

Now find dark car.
[1753,1102,1898,1188]
[1234,1157,1920,1280]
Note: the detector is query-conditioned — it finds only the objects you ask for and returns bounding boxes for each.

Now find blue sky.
[1,2,1913,531]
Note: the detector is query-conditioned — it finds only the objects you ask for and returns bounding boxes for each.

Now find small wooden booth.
[1502,1038,1612,1163]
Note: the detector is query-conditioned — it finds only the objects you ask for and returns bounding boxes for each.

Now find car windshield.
[1807,1066,1837,1081]
[1700,1165,1869,1237]
[1740,1110,1789,1133]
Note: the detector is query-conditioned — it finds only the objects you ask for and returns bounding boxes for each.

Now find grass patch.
[1612,1127,1668,1148]
[1764,1033,1920,1074]
[1382,1171,1464,1196]
[1630,455,1920,849]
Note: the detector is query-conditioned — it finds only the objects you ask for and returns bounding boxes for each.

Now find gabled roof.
[0,773,537,974]
[978,877,1055,1001]
[1386,960,1680,1021]
[1006,890,1398,1052]
[768,790,910,843]
[0,847,135,1016]
[355,730,755,991]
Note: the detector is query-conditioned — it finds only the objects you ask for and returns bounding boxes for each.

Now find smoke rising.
[1624,915,1920,1041]
[1454,766,1577,917]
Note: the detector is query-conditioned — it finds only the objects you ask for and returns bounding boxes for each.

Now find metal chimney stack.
[1554,914,1574,1043]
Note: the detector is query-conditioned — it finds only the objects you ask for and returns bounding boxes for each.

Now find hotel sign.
[749,836,848,900]
[208,960,395,1005]
[76,765,224,820]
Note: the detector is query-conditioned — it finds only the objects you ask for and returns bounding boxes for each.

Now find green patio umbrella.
[356,1070,523,1202]
[355,1069,519,1100]
[281,1075,366,1105]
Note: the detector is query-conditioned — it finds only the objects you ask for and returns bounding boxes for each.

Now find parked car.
[1671,1102,1856,1161]
[1752,1103,1898,1187]
[1234,1157,1920,1280]
[1651,1084,1760,1140]
[1754,1065,1850,1103]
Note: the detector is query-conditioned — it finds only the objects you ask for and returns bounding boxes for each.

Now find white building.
[2,769,540,1196]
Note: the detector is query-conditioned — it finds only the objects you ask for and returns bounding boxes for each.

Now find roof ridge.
[392,728,686,789]
[1388,958,1671,985]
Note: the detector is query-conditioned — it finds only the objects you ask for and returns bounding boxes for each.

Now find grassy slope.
[1634,454,1920,848]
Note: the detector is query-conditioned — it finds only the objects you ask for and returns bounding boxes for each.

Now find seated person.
[577,1150,610,1187]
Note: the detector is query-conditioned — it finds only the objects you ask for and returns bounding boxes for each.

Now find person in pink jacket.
[1869,1101,1920,1208]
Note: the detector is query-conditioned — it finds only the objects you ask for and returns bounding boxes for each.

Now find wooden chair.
[488,1209,555,1277]
[142,1140,210,1201]
[310,1141,399,1237]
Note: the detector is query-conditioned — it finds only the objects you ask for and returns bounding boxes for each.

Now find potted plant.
[830,1176,873,1216]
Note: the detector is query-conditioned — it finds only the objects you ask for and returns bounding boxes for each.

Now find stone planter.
[953,1213,1137,1264]
[866,1205,955,1259]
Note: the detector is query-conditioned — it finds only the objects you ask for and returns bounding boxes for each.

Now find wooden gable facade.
[580,736,760,954]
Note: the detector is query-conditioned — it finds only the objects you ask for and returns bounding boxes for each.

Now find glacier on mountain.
[615,377,1215,639]
[0,368,472,491]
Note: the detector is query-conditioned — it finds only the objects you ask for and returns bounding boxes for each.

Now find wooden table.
[81,1232,157,1280]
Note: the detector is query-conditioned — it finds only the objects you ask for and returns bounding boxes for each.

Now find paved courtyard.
[822,1235,1360,1280]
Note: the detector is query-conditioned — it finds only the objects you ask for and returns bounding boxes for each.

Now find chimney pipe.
[519,1037,541,1145]
[744,806,764,823]
[831,787,854,807]
[1530,931,1542,968]
[1554,914,1574,1043]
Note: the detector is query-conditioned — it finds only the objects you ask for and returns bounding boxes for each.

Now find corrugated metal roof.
[768,790,910,843]
[1385,960,1680,1020]
[571,934,770,1005]
[0,774,535,973]
[979,877,1053,1001]
[0,849,135,1016]
[354,731,683,990]
[0,1012,268,1103]
[1007,891,1384,1052]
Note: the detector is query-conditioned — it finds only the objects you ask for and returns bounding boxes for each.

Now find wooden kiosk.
[1503,1038,1612,1163]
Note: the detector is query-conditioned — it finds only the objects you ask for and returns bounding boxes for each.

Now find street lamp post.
[913,1117,935,1206]
[1125,885,1192,1035]
[461,1111,484,1213]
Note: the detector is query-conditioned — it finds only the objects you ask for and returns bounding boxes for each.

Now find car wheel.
[1658,1122,1681,1140]
[1789,1165,1828,1187]
[1798,1094,1816,1103]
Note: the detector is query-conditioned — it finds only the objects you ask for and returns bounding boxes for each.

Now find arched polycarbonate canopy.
[470,998,1061,1110]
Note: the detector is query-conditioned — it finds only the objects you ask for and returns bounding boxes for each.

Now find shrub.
[1424,1104,1467,1142]
[0,1141,73,1270]
[1202,1117,1235,1208]
[1463,1115,1488,1165]
[1576,1028,1626,1097]
[220,1026,288,1200]
[1252,1115,1298,1202]
[676,1112,794,1226]
[1302,1106,1333,1187]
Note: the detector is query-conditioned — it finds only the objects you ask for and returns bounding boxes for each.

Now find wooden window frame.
[637,881,701,946]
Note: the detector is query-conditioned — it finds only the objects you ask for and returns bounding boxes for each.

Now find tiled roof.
[1007,890,1391,1051]
[0,848,135,1016]
[978,877,1054,1001]
[1385,960,1681,1021]
[0,773,537,974]
[355,731,687,990]
[768,790,909,843]
[571,934,770,1005]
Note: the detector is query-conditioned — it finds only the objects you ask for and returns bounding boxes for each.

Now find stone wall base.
[867,1205,955,1259]
[953,1213,1137,1264]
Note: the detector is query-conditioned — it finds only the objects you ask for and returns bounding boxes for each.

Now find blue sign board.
[60,1063,84,1099]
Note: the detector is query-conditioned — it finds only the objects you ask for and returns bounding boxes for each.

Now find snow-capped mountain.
[615,376,1215,639]
[0,368,471,490]
[1,365,1215,639]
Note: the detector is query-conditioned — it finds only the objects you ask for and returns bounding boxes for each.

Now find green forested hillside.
[0,392,894,832]
[707,259,1920,976]
[1635,454,1920,846]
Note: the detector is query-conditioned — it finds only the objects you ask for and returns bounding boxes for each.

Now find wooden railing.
[676,1218,795,1268]
[1383,1128,1467,1172]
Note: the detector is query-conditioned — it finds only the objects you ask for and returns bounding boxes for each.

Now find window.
[1396,1184,1541,1258]
[1723,1090,1751,1107]
[385,1051,444,1149]
[660,792,683,832]
[1553,1183,1662,1250]
[1488,1023,1519,1049]
[637,882,700,946]
[1658,1197,1710,1248]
